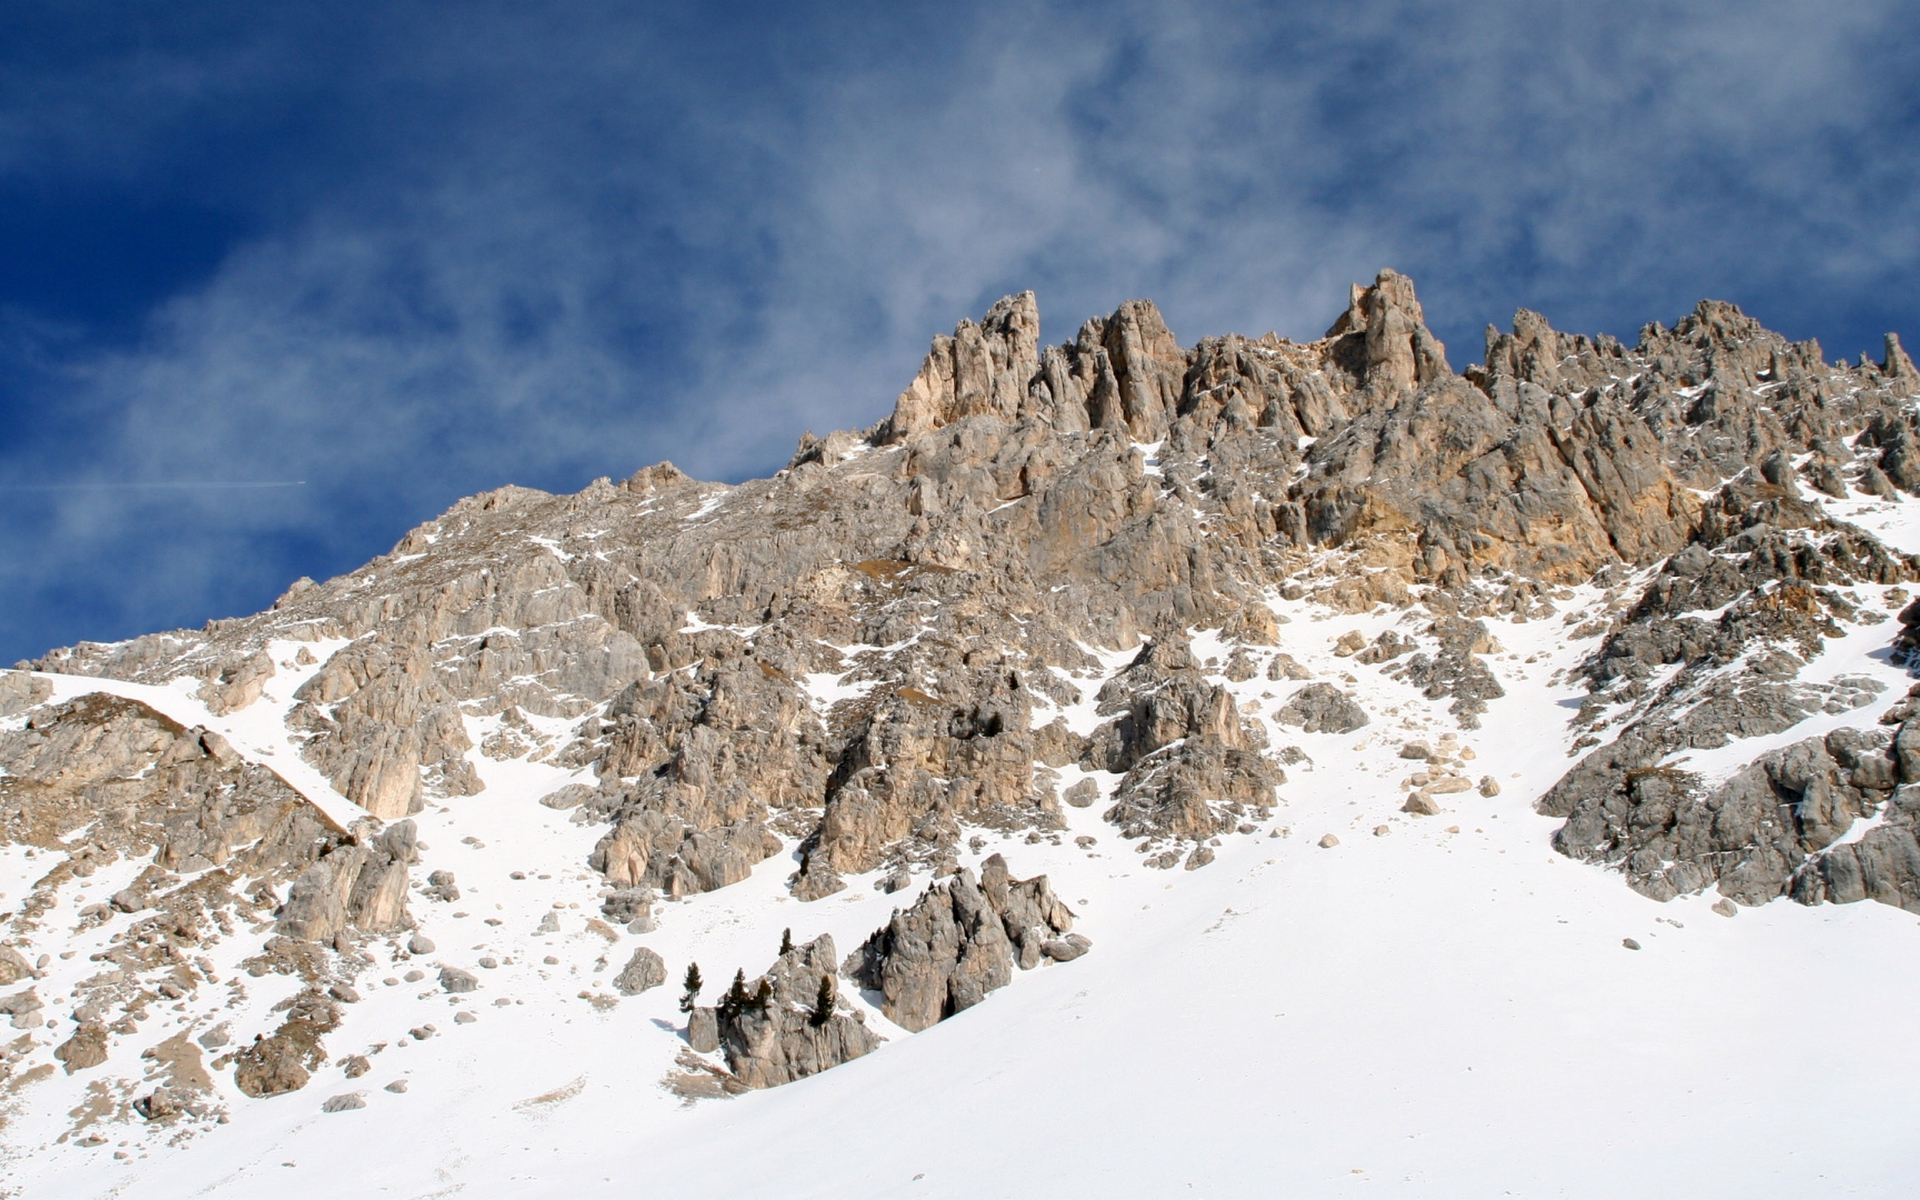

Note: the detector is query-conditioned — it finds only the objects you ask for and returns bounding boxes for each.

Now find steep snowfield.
[10,506,1920,1197]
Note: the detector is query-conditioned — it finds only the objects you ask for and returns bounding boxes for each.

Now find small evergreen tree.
[779,927,794,956]
[679,962,702,1014]
[809,972,835,1027]
[721,968,750,1018]
[753,978,774,1010]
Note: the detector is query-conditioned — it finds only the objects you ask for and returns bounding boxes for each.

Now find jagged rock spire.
[1886,332,1916,383]
[879,291,1041,442]
[1324,269,1451,398]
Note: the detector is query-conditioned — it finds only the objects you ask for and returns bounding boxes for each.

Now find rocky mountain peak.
[5,269,1920,1179]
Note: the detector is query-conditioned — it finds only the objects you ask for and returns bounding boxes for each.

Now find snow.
[1137,440,1165,478]
[681,489,731,524]
[30,637,362,832]
[12,511,1920,1197]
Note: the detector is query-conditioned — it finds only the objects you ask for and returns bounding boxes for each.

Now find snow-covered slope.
[10,511,1920,1197]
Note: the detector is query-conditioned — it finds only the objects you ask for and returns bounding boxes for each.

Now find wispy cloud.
[2,0,1916,661]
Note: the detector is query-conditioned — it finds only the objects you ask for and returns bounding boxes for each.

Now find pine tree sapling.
[810,972,836,1027]
[679,962,702,1014]
[721,968,750,1019]
[779,927,794,956]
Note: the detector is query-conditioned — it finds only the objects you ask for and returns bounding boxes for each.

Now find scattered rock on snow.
[54,1022,109,1073]
[1041,934,1093,962]
[614,947,667,996]
[1402,793,1443,816]
[539,784,594,810]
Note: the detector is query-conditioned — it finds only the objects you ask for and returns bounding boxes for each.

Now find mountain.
[4,272,1920,1196]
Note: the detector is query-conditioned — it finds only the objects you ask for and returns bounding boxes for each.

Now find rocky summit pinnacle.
[4,270,1920,1185]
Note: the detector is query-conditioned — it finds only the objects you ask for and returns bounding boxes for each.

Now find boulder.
[613,947,667,996]
[0,945,32,986]
[1273,684,1369,735]
[687,1007,720,1053]
[54,1022,109,1073]
[1402,793,1443,816]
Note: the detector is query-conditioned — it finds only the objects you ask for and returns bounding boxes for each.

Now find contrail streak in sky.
[0,481,308,492]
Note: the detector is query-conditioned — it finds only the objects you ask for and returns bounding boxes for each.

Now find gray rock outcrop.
[696,934,881,1088]
[843,854,1078,1032]
[0,670,50,717]
[276,820,418,943]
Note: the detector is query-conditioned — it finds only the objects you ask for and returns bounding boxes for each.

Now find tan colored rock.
[198,649,275,716]
[54,1022,109,1073]
[0,670,50,717]
[1402,792,1443,816]
[0,944,32,986]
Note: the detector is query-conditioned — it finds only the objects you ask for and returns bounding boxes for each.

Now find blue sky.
[2,1,1916,663]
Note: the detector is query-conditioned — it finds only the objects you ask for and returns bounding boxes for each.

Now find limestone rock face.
[1548,723,1914,907]
[9,269,1920,1122]
[198,649,275,716]
[844,855,1077,1032]
[591,814,776,900]
[53,269,1899,900]
[0,670,51,717]
[880,292,1041,442]
[276,820,418,942]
